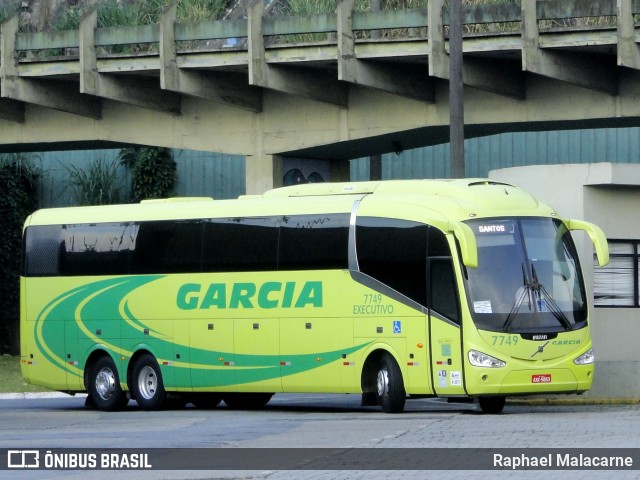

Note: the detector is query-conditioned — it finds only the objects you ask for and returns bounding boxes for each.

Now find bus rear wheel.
[376,354,406,413]
[478,396,506,414]
[131,353,166,411]
[88,355,128,411]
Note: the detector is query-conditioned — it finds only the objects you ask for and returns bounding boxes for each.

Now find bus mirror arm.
[449,221,478,268]
[567,219,610,267]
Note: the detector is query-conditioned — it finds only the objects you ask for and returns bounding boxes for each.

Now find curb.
[0,392,87,400]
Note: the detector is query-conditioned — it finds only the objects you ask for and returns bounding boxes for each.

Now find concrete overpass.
[1,0,640,193]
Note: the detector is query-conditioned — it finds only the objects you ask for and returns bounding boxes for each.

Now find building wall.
[490,163,640,399]
[350,127,640,181]
[32,148,245,208]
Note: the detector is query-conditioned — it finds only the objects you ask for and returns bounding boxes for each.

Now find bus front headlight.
[468,350,506,368]
[573,348,595,365]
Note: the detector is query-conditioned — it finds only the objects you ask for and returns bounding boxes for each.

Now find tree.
[118,147,176,202]
[0,154,39,354]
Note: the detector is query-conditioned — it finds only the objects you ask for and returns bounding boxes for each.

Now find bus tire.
[478,396,506,414]
[376,354,406,413]
[88,355,128,411]
[131,353,166,411]
[223,393,273,409]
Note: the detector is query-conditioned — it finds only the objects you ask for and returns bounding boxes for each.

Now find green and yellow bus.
[20,179,609,414]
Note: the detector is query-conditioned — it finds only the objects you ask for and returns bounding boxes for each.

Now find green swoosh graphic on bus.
[35,276,371,388]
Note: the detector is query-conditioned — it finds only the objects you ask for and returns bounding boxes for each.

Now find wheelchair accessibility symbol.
[393,321,402,334]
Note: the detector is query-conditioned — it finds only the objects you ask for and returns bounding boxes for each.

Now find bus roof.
[24,179,556,227]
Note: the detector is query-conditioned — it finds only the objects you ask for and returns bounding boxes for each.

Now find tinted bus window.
[278,214,349,270]
[132,220,202,274]
[202,217,278,272]
[356,217,428,306]
[61,223,139,276]
[429,257,460,324]
[427,228,459,323]
[23,225,62,277]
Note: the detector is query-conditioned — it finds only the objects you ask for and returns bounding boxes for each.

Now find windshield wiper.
[531,264,573,331]
[503,264,573,333]
[502,264,532,332]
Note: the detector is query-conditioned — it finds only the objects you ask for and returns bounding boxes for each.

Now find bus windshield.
[464,217,587,333]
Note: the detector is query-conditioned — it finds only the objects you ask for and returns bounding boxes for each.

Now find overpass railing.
[0,0,637,120]
[3,0,636,59]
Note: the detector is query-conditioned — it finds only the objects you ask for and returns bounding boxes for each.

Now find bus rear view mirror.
[567,219,609,267]
[448,221,478,268]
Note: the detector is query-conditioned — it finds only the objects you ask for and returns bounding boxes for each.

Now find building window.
[593,241,639,307]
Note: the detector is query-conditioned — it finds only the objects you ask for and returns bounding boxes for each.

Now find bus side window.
[356,217,428,307]
[278,214,349,271]
[131,221,202,274]
[202,217,278,272]
[62,223,137,276]
[428,257,461,324]
[23,225,62,277]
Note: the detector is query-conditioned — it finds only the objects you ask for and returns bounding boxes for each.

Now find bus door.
[428,257,467,396]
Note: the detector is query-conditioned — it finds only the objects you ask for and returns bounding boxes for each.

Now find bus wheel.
[88,356,128,411]
[376,354,406,413]
[478,396,506,414]
[132,353,166,411]
[191,393,223,409]
[223,393,273,409]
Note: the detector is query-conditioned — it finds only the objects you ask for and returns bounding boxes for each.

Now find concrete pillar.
[245,153,283,195]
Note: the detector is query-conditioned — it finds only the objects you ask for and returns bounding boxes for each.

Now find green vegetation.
[64,157,122,206]
[0,355,48,393]
[0,154,39,356]
[52,0,231,31]
[119,147,176,202]
[0,1,18,24]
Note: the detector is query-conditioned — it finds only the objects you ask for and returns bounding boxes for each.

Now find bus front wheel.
[376,354,406,413]
[131,353,166,411]
[88,355,128,411]
[478,396,506,414]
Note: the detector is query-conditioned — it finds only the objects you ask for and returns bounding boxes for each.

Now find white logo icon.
[7,450,40,468]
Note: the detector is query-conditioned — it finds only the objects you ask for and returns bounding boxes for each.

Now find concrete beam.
[522,0,618,95]
[159,4,262,113]
[80,9,181,115]
[337,0,433,102]
[427,0,524,100]
[1,15,101,119]
[248,0,347,108]
[617,0,640,69]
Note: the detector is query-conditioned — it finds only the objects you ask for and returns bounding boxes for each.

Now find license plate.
[532,374,552,383]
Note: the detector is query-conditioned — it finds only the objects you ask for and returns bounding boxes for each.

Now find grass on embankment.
[0,354,50,393]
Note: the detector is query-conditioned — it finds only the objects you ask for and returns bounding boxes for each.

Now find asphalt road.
[0,393,639,480]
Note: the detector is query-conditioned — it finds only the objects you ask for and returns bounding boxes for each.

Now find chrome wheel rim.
[95,367,117,401]
[137,366,158,400]
[376,368,389,397]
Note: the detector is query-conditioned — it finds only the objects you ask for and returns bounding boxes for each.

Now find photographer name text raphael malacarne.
[494,453,633,469]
